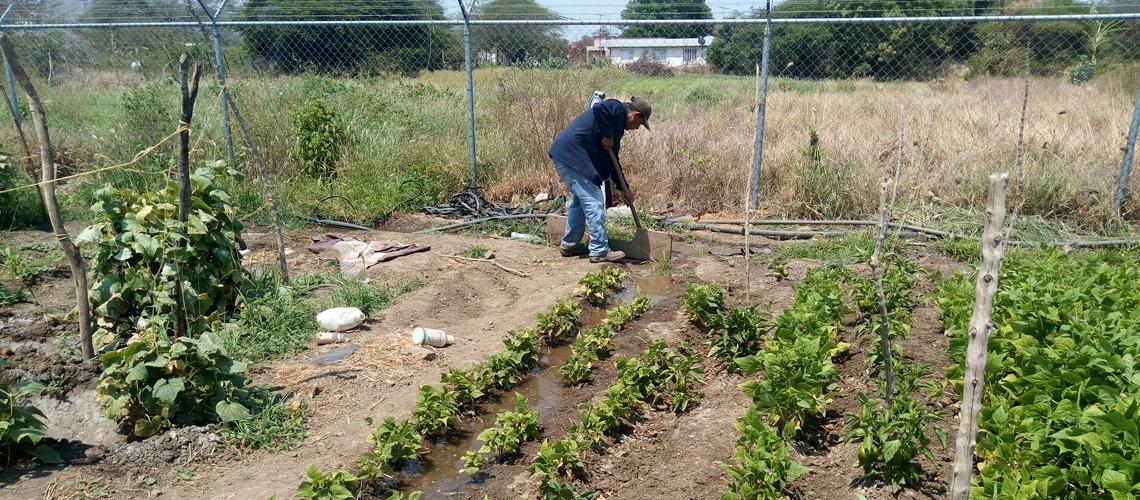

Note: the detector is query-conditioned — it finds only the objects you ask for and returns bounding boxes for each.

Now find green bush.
[0,361,60,468]
[77,162,247,349]
[722,407,807,499]
[95,332,257,437]
[121,80,178,147]
[844,393,945,489]
[290,97,347,179]
[708,306,770,371]
[682,283,724,331]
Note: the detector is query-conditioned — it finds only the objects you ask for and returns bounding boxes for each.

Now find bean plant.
[536,299,581,345]
[683,283,724,331]
[410,385,459,437]
[576,267,627,306]
[463,393,541,474]
[356,416,423,479]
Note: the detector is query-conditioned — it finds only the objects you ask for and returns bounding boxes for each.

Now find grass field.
[4,65,1139,232]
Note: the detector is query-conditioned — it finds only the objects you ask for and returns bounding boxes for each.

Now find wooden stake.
[173,54,202,339]
[0,34,94,360]
[0,77,36,181]
[949,172,1010,499]
[223,91,290,283]
[870,174,895,402]
[446,255,530,278]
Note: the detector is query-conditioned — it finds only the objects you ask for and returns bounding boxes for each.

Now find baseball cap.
[629,96,652,130]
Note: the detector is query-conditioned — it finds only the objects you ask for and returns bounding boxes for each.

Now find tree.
[239,0,461,75]
[621,0,713,38]
[472,0,566,65]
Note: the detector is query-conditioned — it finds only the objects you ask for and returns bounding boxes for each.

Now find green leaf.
[1101,469,1129,492]
[787,461,809,482]
[216,400,252,422]
[152,377,185,406]
[17,380,47,397]
[134,415,164,437]
[882,439,901,463]
[30,444,63,464]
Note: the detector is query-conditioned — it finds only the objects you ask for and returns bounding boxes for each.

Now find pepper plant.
[410,385,459,437]
[683,283,724,332]
[536,299,581,345]
[356,416,423,479]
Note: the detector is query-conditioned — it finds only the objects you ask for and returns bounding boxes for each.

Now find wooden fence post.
[0,34,94,359]
[949,172,1011,499]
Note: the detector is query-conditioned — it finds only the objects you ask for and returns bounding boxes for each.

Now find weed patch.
[223,392,307,452]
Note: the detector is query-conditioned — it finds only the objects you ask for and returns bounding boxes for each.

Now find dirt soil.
[0,223,965,500]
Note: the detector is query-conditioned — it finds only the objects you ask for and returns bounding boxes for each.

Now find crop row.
[531,339,704,498]
[690,269,849,498]
[843,257,946,489]
[295,268,633,498]
[559,290,651,383]
[937,249,1140,498]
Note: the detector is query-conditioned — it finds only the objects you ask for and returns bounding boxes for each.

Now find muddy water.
[396,273,673,496]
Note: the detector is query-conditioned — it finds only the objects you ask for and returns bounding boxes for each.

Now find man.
[549,96,652,263]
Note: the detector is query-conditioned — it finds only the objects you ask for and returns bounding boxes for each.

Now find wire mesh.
[1,2,1139,225]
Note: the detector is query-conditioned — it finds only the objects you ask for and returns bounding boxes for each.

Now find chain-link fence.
[2,2,1140,230]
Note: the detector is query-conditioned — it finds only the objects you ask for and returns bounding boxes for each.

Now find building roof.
[599,37,714,49]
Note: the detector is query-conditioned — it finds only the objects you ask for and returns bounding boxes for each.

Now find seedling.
[530,437,585,481]
[575,267,627,306]
[410,385,459,437]
[464,393,541,474]
[356,416,423,479]
[682,283,724,331]
[296,465,358,500]
[536,299,581,345]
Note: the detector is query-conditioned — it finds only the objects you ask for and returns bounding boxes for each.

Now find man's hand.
[601,136,614,151]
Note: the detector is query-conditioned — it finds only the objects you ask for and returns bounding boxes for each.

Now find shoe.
[589,250,625,263]
[560,244,588,257]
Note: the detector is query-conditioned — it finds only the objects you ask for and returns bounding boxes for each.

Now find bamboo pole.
[950,172,1010,499]
[0,34,93,359]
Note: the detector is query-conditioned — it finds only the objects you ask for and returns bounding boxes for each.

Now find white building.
[597,37,714,68]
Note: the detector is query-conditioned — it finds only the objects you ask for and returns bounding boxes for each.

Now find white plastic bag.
[316,307,365,332]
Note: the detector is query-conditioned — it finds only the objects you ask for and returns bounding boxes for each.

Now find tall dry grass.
[475,69,1138,229]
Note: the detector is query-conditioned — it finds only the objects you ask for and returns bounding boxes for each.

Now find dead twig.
[446,254,530,278]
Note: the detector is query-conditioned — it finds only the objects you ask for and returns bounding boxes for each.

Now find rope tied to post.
[0,122,191,196]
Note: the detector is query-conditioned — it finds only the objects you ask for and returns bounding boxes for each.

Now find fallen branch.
[417,213,549,234]
[446,254,530,278]
[688,218,952,238]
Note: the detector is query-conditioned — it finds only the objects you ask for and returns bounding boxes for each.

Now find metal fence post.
[1115,80,1140,213]
[749,0,773,209]
[458,0,478,188]
[0,4,19,127]
[197,0,235,169]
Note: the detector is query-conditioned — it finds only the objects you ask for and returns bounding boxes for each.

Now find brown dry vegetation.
[3,66,1138,231]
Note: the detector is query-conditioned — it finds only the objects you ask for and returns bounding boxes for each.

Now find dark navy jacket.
[549,99,627,185]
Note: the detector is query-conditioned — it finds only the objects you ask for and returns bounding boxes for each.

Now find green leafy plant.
[95,332,256,437]
[215,287,316,364]
[616,339,704,413]
[330,277,424,317]
[537,477,593,499]
[385,491,423,500]
[464,393,541,474]
[356,416,424,480]
[559,325,614,384]
[768,257,788,282]
[0,362,61,467]
[569,381,642,447]
[683,283,724,331]
[0,245,61,284]
[708,306,770,372]
[663,348,705,414]
[290,97,347,178]
[502,326,542,372]
[77,163,247,348]
[602,289,651,331]
[721,407,808,500]
[843,393,945,489]
[221,392,306,452]
[575,268,627,306]
[530,437,585,482]
[410,385,459,437]
[0,287,29,307]
[936,248,1140,498]
[441,366,492,410]
[296,465,358,500]
[536,299,581,345]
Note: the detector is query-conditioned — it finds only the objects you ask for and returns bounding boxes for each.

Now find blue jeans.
[552,159,609,256]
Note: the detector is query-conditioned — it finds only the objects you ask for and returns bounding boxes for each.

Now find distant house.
[595,37,714,68]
